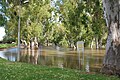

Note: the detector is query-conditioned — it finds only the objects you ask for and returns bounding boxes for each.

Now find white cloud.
[0,27,5,41]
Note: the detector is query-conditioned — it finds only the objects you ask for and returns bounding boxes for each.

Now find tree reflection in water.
[20,48,39,64]
[85,53,90,72]
[1,48,105,73]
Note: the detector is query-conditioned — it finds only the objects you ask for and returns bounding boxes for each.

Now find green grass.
[0,44,16,49]
[0,58,119,80]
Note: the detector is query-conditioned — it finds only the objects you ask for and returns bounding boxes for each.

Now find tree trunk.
[90,38,94,49]
[101,0,120,75]
[98,38,102,49]
[95,37,99,49]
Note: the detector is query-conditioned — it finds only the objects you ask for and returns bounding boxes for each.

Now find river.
[0,47,105,73]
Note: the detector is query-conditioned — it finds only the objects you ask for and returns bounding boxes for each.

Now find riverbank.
[0,58,119,80]
[0,44,16,50]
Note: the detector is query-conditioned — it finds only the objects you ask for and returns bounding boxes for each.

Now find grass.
[0,58,119,80]
[0,44,16,49]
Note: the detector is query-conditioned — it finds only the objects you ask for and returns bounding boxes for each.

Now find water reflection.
[85,52,90,72]
[3,48,18,61]
[20,48,39,64]
[77,52,84,71]
[0,48,105,72]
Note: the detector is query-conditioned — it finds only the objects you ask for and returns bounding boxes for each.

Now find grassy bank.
[0,44,16,49]
[0,58,119,80]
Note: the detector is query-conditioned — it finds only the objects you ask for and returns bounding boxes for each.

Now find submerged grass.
[0,58,119,80]
[0,44,16,49]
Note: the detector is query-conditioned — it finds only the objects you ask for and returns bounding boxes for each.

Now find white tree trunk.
[95,37,99,49]
[90,38,94,49]
[101,0,120,75]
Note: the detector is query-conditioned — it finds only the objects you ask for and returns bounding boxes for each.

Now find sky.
[0,4,5,41]
[0,27,5,41]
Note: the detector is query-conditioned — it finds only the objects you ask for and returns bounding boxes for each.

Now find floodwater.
[0,47,105,73]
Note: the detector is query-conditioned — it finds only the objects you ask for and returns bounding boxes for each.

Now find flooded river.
[0,47,105,73]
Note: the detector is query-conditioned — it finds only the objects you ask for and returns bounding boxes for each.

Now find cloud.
[0,27,5,41]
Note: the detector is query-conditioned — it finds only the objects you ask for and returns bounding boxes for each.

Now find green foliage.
[59,37,68,47]
[3,35,16,43]
[0,14,6,26]
[2,0,107,48]
[0,44,16,48]
[3,0,51,43]
[0,58,119,80]
[0,0,7,26]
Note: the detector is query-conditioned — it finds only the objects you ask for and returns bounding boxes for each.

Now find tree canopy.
[0,0,7,26]
[1,0,107,48]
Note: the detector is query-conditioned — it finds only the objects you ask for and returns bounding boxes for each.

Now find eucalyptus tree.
[3,0,51,44]
[0,12,6,26]
[0,0,7,26]
[49,0,68,47]
[0,0,18,42]
[54,0,86,47]
[56,0,102,47]
[20,0,51,43]
[86,0,107,49]
[3,0,28,42]
[2,0,107,48]
[101,0,120,75]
